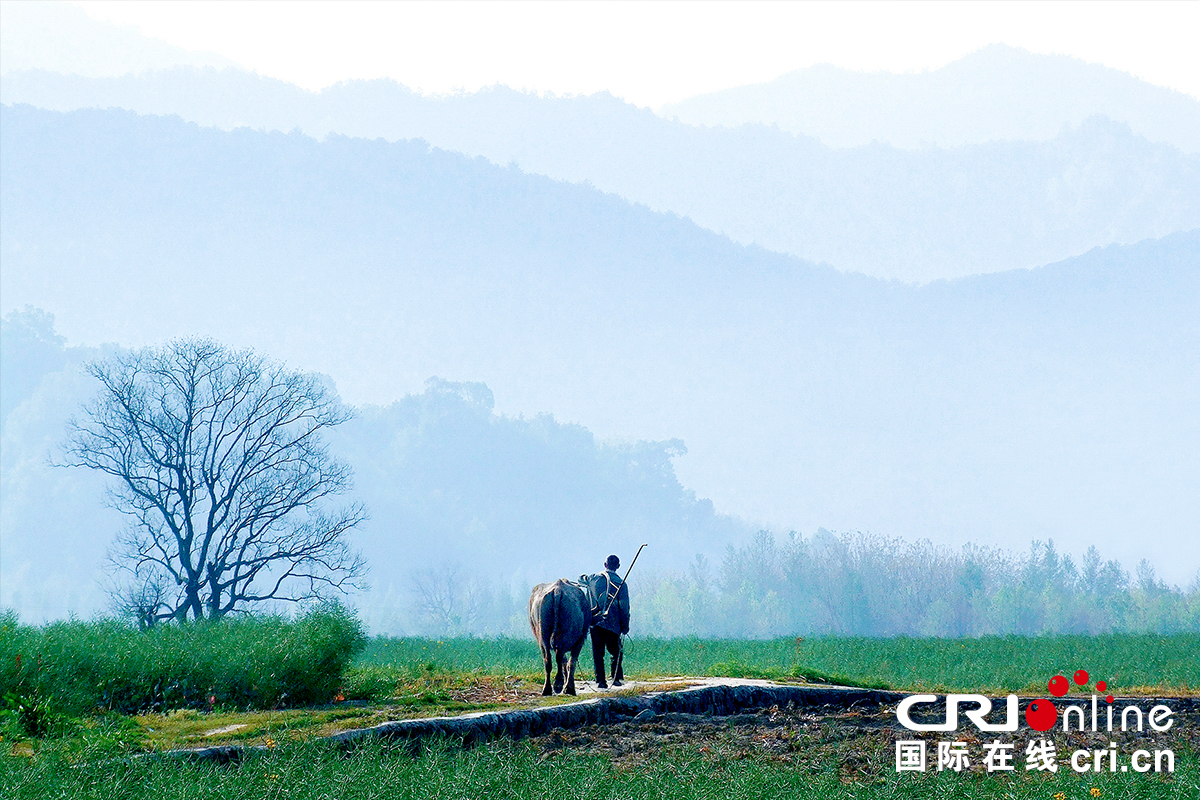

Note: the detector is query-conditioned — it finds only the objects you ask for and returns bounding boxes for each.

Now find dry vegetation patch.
[533,700,1200,786]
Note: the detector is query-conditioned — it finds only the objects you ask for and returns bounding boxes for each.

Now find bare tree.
[62,338,367,622]
[410,564,485,634]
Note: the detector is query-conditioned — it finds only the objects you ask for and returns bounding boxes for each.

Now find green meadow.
[3,732,1196,800]
[355,633,1200,695]
[3,616,1198,799]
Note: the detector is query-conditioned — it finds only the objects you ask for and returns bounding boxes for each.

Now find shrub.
[0,604,365,719]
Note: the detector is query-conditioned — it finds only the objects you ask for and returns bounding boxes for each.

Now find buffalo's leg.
[565,638,584,695]
[541,645,553,696]
[553,650,566,693]
[564,658,576,695]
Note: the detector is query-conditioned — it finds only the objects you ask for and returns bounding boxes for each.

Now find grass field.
[3,628,1198,798]
[0,607,365,718]
[3,729,1197,799]
[353,633,1200,695]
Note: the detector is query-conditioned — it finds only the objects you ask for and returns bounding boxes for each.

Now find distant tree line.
[394,531,1199,638]
[631,531,1199,638]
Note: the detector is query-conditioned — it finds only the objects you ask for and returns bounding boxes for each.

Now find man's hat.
[605,554,620,570]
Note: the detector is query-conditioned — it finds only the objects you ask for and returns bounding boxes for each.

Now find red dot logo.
[1074,669,1089,686]
[1025,699,1058,732]
[1096,680,1107,692]
[1048,675,1069,697]
[1106,695,1114,703]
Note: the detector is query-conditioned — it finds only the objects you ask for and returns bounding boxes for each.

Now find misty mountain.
[0,311,120,623]
[333,380,745,633]
[1,104,1197,601]
[0,1,236,78]
[661,44,1200,154]
[0,307,68,423]
[6,7,1194,155]
[338,382,731,577]
[4,70,1197,282]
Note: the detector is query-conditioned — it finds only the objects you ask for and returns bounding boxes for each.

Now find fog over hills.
[661,44,1200,154]
[0,1,236,79]
[4,68,1197,282]
[5,8,1194,155]
[2,104,1196,620]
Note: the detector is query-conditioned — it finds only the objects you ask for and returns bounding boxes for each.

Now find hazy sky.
[68,0,1200,106]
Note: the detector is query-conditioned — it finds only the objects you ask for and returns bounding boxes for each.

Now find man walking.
[587,554,630,689]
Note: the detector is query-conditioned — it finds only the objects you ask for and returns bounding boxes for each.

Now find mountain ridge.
[0,1,237,78]
[661,44,1200,153]
[4,70,1197,282]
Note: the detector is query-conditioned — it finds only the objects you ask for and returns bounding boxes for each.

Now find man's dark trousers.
[591,626,624,686]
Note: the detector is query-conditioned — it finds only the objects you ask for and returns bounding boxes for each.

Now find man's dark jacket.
[584,570,630,635]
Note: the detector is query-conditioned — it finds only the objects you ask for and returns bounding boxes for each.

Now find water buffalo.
[528,579,593,695]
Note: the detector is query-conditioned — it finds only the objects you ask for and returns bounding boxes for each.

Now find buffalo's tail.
[542,583,560,651]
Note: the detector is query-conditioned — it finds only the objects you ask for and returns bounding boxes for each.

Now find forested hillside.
[4,69,1198,280]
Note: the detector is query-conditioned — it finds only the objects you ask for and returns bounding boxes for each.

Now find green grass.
[355,636,542,675]
[0,605,365,720]
[2,735,1196,799]
[5,626,1198,746]
[355,633,1200,695]
[3,629,1198,798]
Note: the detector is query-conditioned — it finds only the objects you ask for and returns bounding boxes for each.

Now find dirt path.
[573,676,790,694]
